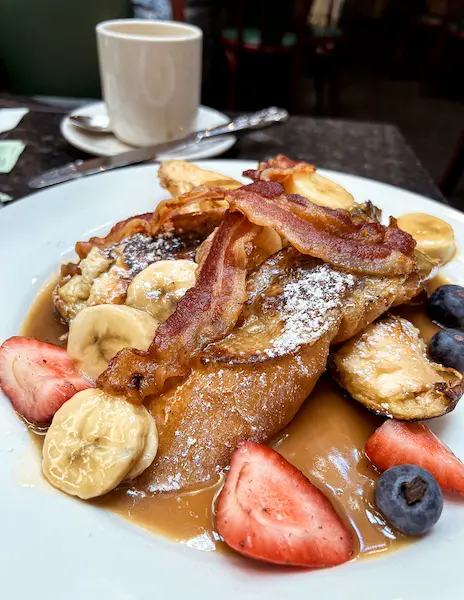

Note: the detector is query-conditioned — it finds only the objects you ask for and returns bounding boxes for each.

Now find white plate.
[1,161,464,600]
[60,101,236,158]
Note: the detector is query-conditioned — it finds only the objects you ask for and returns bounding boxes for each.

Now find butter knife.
[29,107,288,189]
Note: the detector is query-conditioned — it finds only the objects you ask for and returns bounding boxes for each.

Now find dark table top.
[0,95,446,205]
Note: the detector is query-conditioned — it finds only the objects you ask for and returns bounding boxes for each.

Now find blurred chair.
[307,0,345,38]
[221,0,303,110]
[387,0,463,77]
[182,0,228,107]
[303,0,350,115]
[419,0,464,96]
[415,0,463,30]
[171,0,185,21]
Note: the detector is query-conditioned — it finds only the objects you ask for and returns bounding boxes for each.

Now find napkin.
[0,107,29,134]
[0,192,13,204]
[0,108,29,175]
[0,141,26,173]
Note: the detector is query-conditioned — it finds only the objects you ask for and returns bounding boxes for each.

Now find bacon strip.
[243,154,315,184]
[153,186,227,236]
[75,212,154,259]
[226,181,416,276]
[75,187,228,260]
[97,212,260,402]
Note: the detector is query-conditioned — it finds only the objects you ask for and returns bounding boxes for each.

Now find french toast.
[141,251,420,492]
[51,158,424,491]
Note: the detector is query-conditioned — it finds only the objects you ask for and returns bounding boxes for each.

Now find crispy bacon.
[76,212,154,259]
[244,154,315,184]
[60,262,81,277]
[92,163,416,404]
[226,181,416,276]
[244,154,359,213]
[75,187,228,260]
[153,186,227,236]
[97,212,260,402]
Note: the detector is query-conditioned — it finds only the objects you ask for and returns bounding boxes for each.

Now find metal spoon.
[69,114,112,133]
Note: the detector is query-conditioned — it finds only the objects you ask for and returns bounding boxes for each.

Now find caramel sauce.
[20,277,67,347]
[274,379,396,556]
[20,274,448,559]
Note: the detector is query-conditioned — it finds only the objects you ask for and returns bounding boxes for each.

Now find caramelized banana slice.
[331,315,464,421]
[126,259,197,322]
[246,158,354,211]
[125,410,158,480]
[67,305,158,382]
[42,389,151,499]
[286,170,354,211]
[158,160,242,196]
[397,213,456,265]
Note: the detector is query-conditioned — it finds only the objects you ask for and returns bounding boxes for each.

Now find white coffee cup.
[96,19,202,147]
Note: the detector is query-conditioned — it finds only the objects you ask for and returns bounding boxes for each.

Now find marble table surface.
[0,95,446,205]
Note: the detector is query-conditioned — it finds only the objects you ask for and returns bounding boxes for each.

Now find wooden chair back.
[225,0,298,51]
[307,0,347,28]
[171,0,185,22]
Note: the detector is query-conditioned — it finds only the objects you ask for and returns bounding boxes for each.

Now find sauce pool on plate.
[19,275,448,558]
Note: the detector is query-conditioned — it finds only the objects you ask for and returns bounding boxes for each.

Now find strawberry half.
[365,419,464,494]
[216,441,353,568]
[0,336,93,423]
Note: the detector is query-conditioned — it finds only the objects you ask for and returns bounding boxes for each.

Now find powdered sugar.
[149,472,182,493]
[122,232,173,276]
[266,265,355,358]
[120,231,205,276]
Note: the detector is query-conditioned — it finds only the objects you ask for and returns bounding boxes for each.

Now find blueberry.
[375,465,443,536]
[428,285,464,330]
[429,329,464,371]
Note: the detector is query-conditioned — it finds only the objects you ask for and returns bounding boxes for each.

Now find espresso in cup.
[97,19,202,147]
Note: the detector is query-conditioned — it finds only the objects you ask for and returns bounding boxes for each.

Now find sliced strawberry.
[216,441,353,568]
[0,336,93,423]
[365,419,464,494]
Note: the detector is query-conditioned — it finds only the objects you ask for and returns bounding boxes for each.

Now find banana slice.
[286,171,354,210]
[397,213,456,265]
[126,259,197,322]
[125,410,158,480]
[158,160,242,196]
[255,226,283,256]
[67,304,158,382]
[42,389,153,499]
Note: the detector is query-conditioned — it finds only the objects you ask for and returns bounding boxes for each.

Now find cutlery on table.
[70,114,112,133]
[29,107,289,189]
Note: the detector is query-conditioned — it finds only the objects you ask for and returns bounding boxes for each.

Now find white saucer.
[60,101,236,158]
